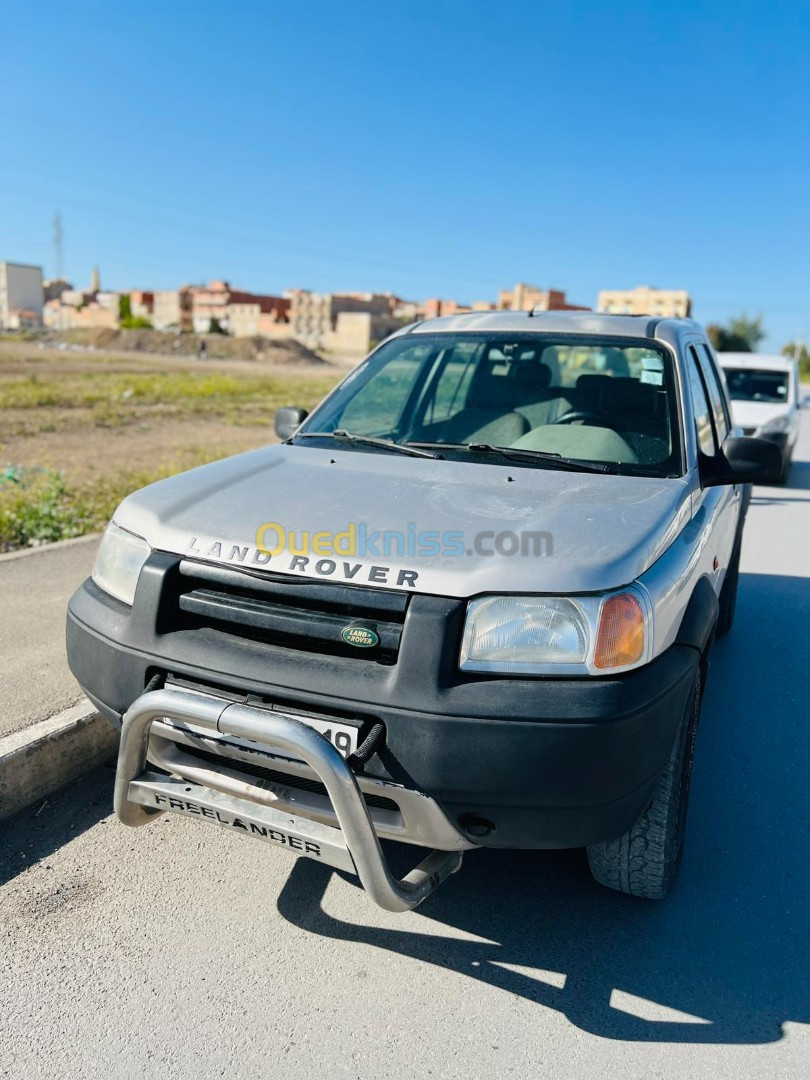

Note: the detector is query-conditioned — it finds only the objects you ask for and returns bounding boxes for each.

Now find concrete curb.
[0,533,101,564]
[0,699,119,822]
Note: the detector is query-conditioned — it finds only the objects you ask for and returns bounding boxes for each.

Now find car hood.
[729,400,791,430]
[115,444,692,597]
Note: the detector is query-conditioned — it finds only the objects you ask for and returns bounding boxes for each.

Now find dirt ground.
[2,415,275,483]
[0,341,344,485]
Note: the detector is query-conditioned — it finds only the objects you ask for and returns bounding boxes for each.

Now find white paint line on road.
[0,698,118,822]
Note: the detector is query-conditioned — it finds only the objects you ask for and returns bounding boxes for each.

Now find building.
[324,310,405,355]
[43,278,72,303]
[598,286,692,318]
[421,298,472,320]
[43,276,119,330]
[188,281,290,334]
[290,290,393,349]
[498,283,590,313]
[152,288,195,332]
[130,291,154,321]
[227,295,291,338]
[4,309,42,331]
[0,261,44,328]
[191,280,232,333]
[391,297,421,322]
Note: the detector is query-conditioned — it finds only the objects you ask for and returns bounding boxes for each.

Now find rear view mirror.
[275,406,308,441]
[700,436,783,487]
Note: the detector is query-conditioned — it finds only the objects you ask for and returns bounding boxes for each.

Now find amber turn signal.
[593,593,645,670]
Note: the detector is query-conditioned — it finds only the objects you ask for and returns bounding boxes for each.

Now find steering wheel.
[551,409,619,430]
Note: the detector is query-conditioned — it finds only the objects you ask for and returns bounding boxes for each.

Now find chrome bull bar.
[114,688,465,912]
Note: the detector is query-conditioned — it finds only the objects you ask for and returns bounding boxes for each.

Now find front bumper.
[115,686,464,912]
[67,559,701,849]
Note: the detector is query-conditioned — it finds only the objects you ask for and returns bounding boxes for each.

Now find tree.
[727,314,765,351]
[782,342,810,378]
[118,294,152,329]
[707,313,765,353]
[208,317,227,335]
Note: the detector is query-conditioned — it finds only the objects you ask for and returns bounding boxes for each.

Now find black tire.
[715,541,740,638]
[776,449,792,485]
[587,668,702,899]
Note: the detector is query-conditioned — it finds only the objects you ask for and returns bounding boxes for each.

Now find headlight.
[92,522,151,605]
[756,414,789,436]
[459,589,651,676]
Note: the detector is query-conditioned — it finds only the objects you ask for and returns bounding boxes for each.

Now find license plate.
[284,714,359,758]
[169,706,360,759]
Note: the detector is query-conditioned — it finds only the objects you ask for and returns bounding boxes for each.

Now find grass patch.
[0,365,342,437]
[0,351,346,549]
[0,454,227,551]
[1,370,340,411]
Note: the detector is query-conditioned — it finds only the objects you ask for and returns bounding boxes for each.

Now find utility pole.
[52,211,64,280]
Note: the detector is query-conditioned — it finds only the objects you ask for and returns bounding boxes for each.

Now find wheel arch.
[673,574,719,658]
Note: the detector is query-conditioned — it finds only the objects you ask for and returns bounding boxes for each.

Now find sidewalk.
[0,534,98,738]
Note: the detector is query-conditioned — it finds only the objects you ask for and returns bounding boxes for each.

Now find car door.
[684,341,740,594]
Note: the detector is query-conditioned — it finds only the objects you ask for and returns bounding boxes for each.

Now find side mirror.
[274,406,308,441]
[700,436,783,487]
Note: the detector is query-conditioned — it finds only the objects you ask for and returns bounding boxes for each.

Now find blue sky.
[2,0,808,348]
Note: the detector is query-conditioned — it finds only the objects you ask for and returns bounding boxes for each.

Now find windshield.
[723,367,790,404]
[298,333,682,477]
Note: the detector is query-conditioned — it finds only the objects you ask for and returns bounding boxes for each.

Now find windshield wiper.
[411,442,616,473]
[296,430,441,459]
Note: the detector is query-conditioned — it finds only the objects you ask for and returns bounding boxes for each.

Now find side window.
[686,347,716,456]
[699,345,730,441]
[422,343,479,425]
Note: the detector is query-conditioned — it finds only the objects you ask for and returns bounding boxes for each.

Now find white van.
[719,353,800,482]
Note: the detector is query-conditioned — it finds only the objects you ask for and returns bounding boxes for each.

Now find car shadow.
[750,456,810,503]
[783,459,810,489]
[0,761,115,887]
[275,571,810,1045]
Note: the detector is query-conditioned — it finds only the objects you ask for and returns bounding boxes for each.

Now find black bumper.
[67,556,701,850]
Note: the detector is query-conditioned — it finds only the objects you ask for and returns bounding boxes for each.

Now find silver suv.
[67,311,781,911]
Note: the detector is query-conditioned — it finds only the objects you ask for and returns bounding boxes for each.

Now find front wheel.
[776,448,792,484]
[586,667,702,899]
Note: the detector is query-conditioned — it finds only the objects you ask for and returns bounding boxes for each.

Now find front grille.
[174,559,409,663]
[181,743,400,813]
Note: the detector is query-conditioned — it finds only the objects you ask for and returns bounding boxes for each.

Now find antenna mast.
[52,211,64,280]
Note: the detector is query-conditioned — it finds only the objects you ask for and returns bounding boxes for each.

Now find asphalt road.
[2,430,809,1079]
[0,535,98,737]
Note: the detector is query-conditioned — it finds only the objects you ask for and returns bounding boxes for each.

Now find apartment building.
[598,286,692,318]
[130,291,154,320]
[152,288,195,331]
[43,278,72,303]
[421,298,472,320]
[0,261,44,328]
[191,280,233,333]
[227,295,291,338]
[290,290,393,348]
[189,281,291,334]
[498,283,590,313]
